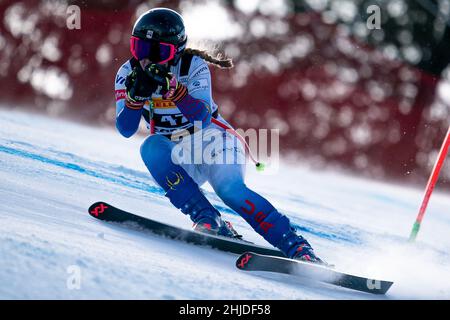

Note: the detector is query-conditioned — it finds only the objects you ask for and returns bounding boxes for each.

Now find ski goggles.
[130,36,176,64]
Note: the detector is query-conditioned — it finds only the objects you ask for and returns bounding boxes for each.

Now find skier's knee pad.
[140,135,172,161]
[140,135,189,193]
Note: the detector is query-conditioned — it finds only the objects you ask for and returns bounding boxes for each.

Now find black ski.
[236,252,393,295]
[88,201,285,257]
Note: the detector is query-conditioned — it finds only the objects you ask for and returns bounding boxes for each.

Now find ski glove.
[144,64,187,102]
[124,66,158,110]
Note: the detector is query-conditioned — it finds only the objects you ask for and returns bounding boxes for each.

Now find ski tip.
[372,281,394,295]
[88,201,110,218]
[236,252,255,270]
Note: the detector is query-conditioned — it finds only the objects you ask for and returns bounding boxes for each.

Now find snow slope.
[1,108,449,299]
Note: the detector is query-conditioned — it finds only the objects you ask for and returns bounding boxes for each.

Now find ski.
[236,252,393,295]
[88,201,286,257]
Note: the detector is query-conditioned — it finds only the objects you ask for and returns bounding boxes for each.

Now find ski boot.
[278,228,326,265]
[194,217,243,240]
[173,187,241,239]
[164,170,243,239]
[292,241,324,264]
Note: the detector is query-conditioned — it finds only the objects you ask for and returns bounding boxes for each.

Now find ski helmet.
[130,8,187,65]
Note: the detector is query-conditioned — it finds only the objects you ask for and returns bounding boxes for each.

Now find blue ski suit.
[114,54,303,257]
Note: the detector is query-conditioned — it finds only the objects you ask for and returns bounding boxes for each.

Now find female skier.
[114,8,323,263]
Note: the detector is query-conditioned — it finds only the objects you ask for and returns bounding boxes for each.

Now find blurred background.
[1,0,449,188]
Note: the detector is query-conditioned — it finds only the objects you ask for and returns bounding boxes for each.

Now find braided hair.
[183,48,233,69]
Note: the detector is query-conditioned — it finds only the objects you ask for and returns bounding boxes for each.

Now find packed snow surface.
[1,108,449,299]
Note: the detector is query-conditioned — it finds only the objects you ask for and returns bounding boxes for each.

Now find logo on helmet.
[146,30,153,39]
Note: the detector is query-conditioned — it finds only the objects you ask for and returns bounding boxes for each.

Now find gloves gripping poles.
[409,125,450,242]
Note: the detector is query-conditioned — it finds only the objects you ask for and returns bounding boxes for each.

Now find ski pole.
[211,118,265,171]
[409,125,450,242]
